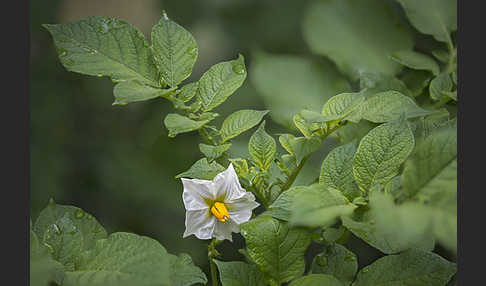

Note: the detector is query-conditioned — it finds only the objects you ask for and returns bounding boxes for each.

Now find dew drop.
[86,214,94,220]
[362,268,369,273]
[161,10,169,20]
[232,63,245,75]
[53,224,61,235]
[75,210,85,219]
[97,74,103,78]
[48,198,56,206]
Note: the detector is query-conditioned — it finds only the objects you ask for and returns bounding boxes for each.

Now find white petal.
[212,164,247,201]
[183,209,216,240]
[213,220,240,242]
[227,192,260,224]
[182,178,214,210]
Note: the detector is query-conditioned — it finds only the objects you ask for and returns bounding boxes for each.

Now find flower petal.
[213,164,246,201]
[183,209,216,240]
[227,192,260,224]
[182,178,214,210]
[213,220,240,241]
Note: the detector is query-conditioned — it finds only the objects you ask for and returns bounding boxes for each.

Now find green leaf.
[293,112,324,138]
[342,192,435,254]
[320,141,362,200]
[290,185,356,228]
[151,14,198,87]
[269,186,309,221]
[177,82,199,103]
[43,17,160,86]
[220,110,269,142]
[353,119,415,192]
[303,0,413,80]
[333,121,377,145]
[214,260,265,286]
[197,54,247,111]
[63,232,171,286]
[113,81,175,105]
[321,92,365,123]
[34,200,107,270]
[164,113,212,137]
[176,158,225,180]
[360,91,435,123]
[391,50,440,76]
[250,53,350,128]
[241,215,311,284]
[30,228,66,286]
[311,244,358,286]
[199,143,232,162]
[397,0,457,43]
[248,121,276,171]
[401,70,432,98]
[353,248,456,286]
[169,253,207,286]
[432,49,450,63]
[402,126,456,198]
[279,134,322,165]
[359,72,411,98]
[288,274,343,286]
[429,72,453,101]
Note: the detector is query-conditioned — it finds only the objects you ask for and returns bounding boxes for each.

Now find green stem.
[280,123,343,191]
[208,239,220,286]
[281,154,310,191]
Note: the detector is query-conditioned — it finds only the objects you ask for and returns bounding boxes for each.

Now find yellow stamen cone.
[211,202,230,222]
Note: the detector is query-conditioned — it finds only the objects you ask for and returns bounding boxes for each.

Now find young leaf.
[279,134,322,165]
[402,126,457,198]
[248,122,276,171]
[289,185,356,228]
[163,113,213,137]
[62,232,171,286]
[353,119,415,192]
[360,91,435,123]
[34,200,107,270]
[241,215,311,285]
[113,81,175,105]
[43,17,160,86]
[199,143,232,162]
[288,274,342,286]
[151,13,198,87]
[353,248,456,286]
[197,54,247,111]
[303,0,413,80]
[177,82,199,103]
[169,253,207,286]
[390,50,440,76]
[220,110,269,142]
[342,192,435,254]
[429,72,453,101]
[293,113,322,138]
[397,0,457,43]
[321,92,365,123]
[311,244,358,286]
[250,53,351,128]
[213,260,266,286]
[175,158,225,180]
[320,141,362,200]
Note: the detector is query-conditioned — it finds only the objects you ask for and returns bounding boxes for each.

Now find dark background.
[29,0,455,278]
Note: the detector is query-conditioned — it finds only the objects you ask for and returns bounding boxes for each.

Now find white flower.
[181,163,259,241]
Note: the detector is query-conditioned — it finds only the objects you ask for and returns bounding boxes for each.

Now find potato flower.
[181,163,259,241]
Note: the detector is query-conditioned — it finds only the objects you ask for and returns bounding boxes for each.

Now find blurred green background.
[30,0,454,277]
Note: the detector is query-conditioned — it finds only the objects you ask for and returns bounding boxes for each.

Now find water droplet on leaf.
[74,210,85,219]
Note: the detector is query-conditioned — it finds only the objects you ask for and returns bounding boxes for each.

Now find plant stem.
[281,154,310,191]
[208,239,220,286]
